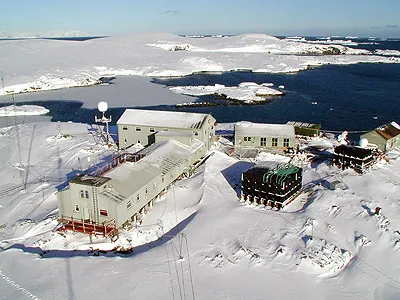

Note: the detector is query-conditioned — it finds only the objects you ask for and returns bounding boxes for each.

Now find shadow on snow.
[2,212,197,259]
[221,161,254,198]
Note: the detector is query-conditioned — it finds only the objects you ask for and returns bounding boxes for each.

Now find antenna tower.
[95,101,112,146]
[1,72,10,128]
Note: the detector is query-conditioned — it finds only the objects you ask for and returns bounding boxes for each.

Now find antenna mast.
[95,101,112,146]
[1,72,10,127]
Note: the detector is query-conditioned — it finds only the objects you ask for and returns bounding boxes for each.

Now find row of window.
[74,204,109,217]
[121,126,203,136]
[243,137,290,147]
[80,190,89,199]
[121,126,158,133]
[127,184,157,210]
[75,174,166,216]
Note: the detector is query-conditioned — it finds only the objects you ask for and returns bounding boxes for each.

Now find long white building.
[57,109,216,236]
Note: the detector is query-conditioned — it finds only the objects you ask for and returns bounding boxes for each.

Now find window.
[137,140,141,144]
[100,209,108,217]
[136,194,140,202]
[260,137,266,147]
[85,190,89,199]
[135,127,141,132]
[127,201,132,209]
[74,204,80,212]
[80,190,84,198]
[244,136,252,142]
[283,138,290,147]
[145,188,148,194]
[122,126,128,131]
[194,131,199,136]
[272,138,278,147]
[149,128,155,133]
[162,176,164,183]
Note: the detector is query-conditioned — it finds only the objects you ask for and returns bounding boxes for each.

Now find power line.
[321,130,369,134]
[172,243,183,300]
[164,244,176,300]
[183,234,196,300]
[1,71,10,128]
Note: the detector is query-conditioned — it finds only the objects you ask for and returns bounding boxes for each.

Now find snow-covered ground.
[1,120,400,299]
[1,32,399,96]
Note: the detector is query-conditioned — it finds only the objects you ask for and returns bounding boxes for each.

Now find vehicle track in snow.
[0,268,41,300]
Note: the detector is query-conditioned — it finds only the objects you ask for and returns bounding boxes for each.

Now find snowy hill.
[1,32,399,96]
[1,121,400,299]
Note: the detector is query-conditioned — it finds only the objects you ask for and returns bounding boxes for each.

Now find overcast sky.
[1,0,399,38]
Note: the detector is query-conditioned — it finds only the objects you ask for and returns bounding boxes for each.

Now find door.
[83,207,90,221]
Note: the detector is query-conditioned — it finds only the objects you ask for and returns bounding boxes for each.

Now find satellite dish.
[359,138,368,148]
[98,101,108,113]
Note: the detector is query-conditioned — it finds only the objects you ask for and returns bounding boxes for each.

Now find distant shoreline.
[0,36,107,41]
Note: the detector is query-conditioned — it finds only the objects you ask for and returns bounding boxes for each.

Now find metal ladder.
[92,186,99,224]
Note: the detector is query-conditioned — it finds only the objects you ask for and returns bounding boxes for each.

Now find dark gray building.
[241,163,302,209]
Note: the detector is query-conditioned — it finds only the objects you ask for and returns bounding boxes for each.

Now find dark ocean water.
[1,37,399,132]
[148,37,400,132]
[151,62,400,131]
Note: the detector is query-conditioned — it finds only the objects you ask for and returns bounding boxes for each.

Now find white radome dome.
[98,101,108,112]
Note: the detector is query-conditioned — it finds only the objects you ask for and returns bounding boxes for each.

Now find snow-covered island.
[374,49,400,56]
[170,82,284,104]
[1,32,399,96]
[0,104,49,117]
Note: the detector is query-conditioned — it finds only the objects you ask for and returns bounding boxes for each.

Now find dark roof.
[334,145,372,159]
[375,122,400,141]
[69,175,111,187]
[286,121,321,130]
[243,163,302,181]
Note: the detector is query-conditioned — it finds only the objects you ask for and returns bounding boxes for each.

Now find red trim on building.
[59,217,117,237]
